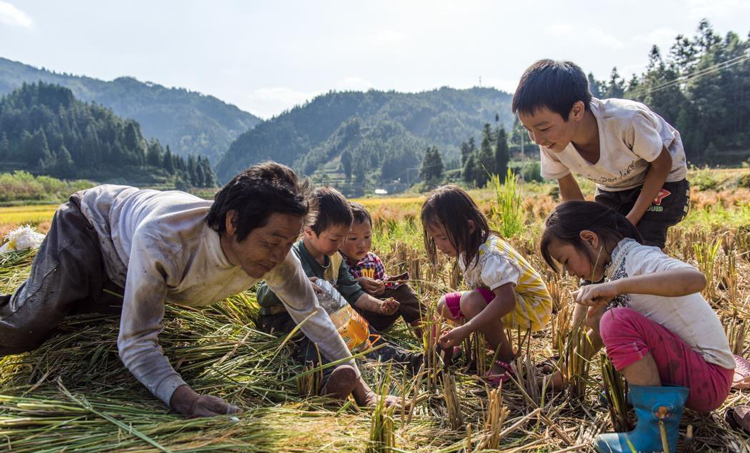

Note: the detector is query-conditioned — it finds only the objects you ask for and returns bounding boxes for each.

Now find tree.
[460,137,476,166]
[54,145,76,179]
[494,126,509,182]
[163,146,175,174]
[588,72,603,98]
[476,123,495,187]
[340,150,352,182]
[28,128,52,165]
[462,154,478,187]
[147,139,164,167]
[419,145,444,183]
[604,67,625,98]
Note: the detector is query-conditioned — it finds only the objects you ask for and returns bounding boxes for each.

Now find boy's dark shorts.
[595,179,690,249]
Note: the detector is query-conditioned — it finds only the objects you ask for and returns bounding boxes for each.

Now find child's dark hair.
[307,187,353,235]
[540,201,643,273]
[512,59,592,119]
[349,202,372,227]
[421,185,491,268]
[207,161,309,242]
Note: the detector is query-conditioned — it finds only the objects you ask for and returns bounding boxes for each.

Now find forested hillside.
[0,82,216,188]
[216,87,514,185]
[0,57,262,162]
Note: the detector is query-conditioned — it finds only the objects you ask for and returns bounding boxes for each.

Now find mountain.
[216,87,514,185]
[0,57,262,163]
[0,82,216,188]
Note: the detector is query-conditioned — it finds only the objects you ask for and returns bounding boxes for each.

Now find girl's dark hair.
[307,187,353,235]
[540,201,643,273]
[206,161,309,242]
[421,185,491,268]
[350,202,372,227]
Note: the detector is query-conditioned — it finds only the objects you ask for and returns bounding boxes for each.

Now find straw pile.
[1,184,749,452]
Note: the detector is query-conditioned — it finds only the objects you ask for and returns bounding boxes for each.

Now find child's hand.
[572,282,619,307]
[308,277,323,294]
[438,326,470,349]
[379,298,400,315]
[358,277,386,295]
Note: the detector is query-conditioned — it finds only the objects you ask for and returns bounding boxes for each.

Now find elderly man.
[0,162,388,416]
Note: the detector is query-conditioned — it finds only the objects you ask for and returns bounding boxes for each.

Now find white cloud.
[245,87,322,118]
[546,24,623,50]
[547,23,573,36]
[634,27,679,51]
[371,29,405,45]
[587,28,624,50]
[336,77,373,91]
[687,0,750,20]
[248,87,318,105]
[483,77,518,94]
[0,1,33,28]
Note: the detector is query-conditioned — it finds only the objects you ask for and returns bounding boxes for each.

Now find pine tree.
[147,139,164,167]
[494,126,509,182]
[420,145,444,183]
[341,150,352,182]
[587,72,602,98]
[462,154,478,187]
[187,155,197,186]
[476,123,495,186]
[54,145,76,179]
[163,146,175,174]
[605,67,625,98]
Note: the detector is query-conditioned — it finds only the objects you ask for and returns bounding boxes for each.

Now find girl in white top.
[540,200,734,452]
[421,185,552,383]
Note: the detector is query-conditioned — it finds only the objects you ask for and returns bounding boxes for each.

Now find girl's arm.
[573,267,706,306]
[464,283,517,332]
[439,284,516,348]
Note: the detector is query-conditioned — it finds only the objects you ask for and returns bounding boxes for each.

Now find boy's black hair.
[512,59,592,119]
[540,201,643,273]
[350,202,372,227]
[421,185,493,268]
[308,187,353,235]
[206,161,309,242]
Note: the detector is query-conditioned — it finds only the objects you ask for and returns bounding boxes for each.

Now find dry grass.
[0,173,749,452]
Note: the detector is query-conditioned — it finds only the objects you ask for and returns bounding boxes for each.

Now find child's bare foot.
[537,370,564,391]
[486,360,514,386]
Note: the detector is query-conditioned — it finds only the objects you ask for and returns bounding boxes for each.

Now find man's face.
[341,220,373,261]
[220,211,304,278]
[304,223,351,257]
[517,103,583,153]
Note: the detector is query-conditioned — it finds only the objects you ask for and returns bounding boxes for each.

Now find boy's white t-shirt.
[605,239,735,370]
[540,98,688,192]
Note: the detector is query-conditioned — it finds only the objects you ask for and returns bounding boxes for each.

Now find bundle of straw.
[600,354,631,432]
[442,372,463,430]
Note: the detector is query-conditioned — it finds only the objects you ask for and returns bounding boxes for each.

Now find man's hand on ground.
[170,385,241,417]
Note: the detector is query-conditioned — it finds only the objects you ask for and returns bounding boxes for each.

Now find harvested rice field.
[0,170,748,452]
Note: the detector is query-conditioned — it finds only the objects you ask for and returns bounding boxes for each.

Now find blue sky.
[1,0,748,118]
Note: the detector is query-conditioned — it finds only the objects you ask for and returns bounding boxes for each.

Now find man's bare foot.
[320,365,358,400]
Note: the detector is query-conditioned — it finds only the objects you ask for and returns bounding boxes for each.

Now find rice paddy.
[0,168,748,452]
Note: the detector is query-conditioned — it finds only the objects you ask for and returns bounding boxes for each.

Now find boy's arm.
[558,173,585,201]
[625,147,672,226]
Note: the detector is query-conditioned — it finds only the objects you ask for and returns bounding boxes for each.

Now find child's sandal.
[485,360,515,386]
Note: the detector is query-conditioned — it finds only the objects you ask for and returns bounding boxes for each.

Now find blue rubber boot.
[594,385,689,453]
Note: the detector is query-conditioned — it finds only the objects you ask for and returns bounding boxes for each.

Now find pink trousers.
[599,307,733,412]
